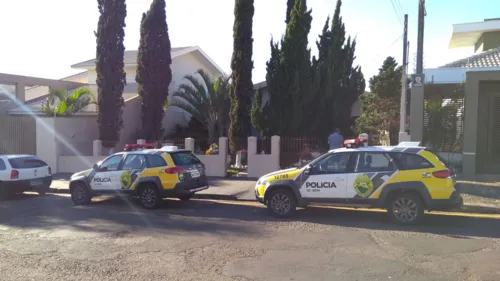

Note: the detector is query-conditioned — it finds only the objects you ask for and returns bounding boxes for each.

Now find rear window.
[147,155,168,168]
[170,152,201,166]
[8,157,47,169]
[391,153,433,170]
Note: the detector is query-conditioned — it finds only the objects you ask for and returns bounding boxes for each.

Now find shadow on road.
[0,193,261,237]
[2,193,500,239]
[168,200,500,239]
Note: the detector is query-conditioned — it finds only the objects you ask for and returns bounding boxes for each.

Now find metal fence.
[280,137,328,169]
[0,115,36,155]
[423,89,464,153]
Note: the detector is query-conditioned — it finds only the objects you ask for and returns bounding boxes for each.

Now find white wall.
[36,118,57,172]
[58,156,104,173]
[247,136,280,178]
[185,137,228,177]
[54,117,99,156]
[83,51,224,138]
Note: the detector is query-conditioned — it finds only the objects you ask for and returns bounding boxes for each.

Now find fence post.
[271,136,280,169]
[219,137,228,177]
[185,138,195,152]
[93,140,102,156]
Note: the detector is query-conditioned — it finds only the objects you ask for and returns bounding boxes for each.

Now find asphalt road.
[1,193,500,281]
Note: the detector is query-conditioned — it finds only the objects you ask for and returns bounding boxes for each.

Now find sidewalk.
[49,174,256,201]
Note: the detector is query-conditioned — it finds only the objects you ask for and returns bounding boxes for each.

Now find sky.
[0,0,497,88]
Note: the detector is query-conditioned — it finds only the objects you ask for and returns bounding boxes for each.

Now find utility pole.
[416,0,425,74]
[399,14,409,140]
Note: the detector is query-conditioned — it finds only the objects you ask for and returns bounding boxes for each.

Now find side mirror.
[92,164,99,170]
[304,166,311,175]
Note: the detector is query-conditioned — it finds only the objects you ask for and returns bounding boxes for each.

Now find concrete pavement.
[1,193,500,280]
[49,173,256,201]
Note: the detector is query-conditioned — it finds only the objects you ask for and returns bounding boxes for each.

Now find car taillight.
[201,163,205,170]
[48,167,52,174]
[432,169,452,179]
[164,167,184,174]
[10,170,19,179]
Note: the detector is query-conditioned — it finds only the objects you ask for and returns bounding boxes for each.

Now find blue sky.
[0,0,496,86]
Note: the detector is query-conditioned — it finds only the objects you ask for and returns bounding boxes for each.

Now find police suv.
[0,154,52,199]
[255,139,462,224]
[69,146,209,209]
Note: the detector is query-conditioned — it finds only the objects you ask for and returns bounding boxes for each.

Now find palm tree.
[169,69,230,143]
[41,87,96,117]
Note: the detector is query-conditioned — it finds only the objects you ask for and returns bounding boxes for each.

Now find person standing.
[328,128,344,150]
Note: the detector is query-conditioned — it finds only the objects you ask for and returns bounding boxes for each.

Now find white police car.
[0,154,52,199]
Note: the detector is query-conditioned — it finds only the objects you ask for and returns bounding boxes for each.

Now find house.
[5,46,226,150]
[250,81,362,136]
[409,18,500,177]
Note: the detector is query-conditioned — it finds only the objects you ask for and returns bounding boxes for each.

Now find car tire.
[267,188,297,218]
[387,193,424,225]
[178,194,193,201]
[71,182,91,205]
[138,184,160,210]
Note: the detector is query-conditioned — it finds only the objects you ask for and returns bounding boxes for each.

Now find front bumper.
[1,176,52,193]
[255,188,265,204]
[160,175,209,197]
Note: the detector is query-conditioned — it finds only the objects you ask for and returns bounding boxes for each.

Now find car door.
[120,154,147,190]
[90,154,124,191]
[346,151,397,200]
[299,152,351,200]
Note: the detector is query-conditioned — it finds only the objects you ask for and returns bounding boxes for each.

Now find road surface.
[1,193,499,281]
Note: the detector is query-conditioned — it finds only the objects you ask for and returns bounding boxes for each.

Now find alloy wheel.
[141,188,157,208]
[270,193,291,215]
[392,197,419,223]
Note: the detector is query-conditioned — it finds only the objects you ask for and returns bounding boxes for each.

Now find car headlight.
[257,178,267,185]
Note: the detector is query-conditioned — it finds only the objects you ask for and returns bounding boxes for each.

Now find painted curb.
[47,188,499,214]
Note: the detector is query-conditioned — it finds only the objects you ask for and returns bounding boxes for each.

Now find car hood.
[71,169,92,179]
[260,168,299,179]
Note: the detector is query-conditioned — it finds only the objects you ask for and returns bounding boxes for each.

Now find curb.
[47,188,500,214]
[47,188,255,202]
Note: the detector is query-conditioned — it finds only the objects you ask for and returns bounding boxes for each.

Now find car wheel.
[267,188,297,218]
[71,182,91,205]
[178,194,193,201]
[139,184,160,209]
[387,193,424,225]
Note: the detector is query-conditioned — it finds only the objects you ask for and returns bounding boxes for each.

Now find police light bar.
[397,141,421,147]
[160,145,178,151]
[343,137,367,148]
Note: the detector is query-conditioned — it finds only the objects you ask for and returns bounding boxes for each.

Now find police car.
[0,154,52,199]
[255,138,462,224]
[69,146,208,209]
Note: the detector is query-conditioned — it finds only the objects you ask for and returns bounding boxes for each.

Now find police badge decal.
[353,174,374,198]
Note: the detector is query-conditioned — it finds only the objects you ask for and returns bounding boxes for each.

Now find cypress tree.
[228,0,255,152]
[136,0,172,141]
[255,0,312,136]
[311,0,365,137]
[95,0,127,151]
[285,0,295,24]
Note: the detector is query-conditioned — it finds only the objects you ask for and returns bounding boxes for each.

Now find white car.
[0,154,52,199]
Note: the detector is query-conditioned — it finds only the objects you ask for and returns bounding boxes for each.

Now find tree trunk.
[208,126,216,145]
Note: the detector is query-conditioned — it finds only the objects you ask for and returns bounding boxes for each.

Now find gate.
[0,115,36,155]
